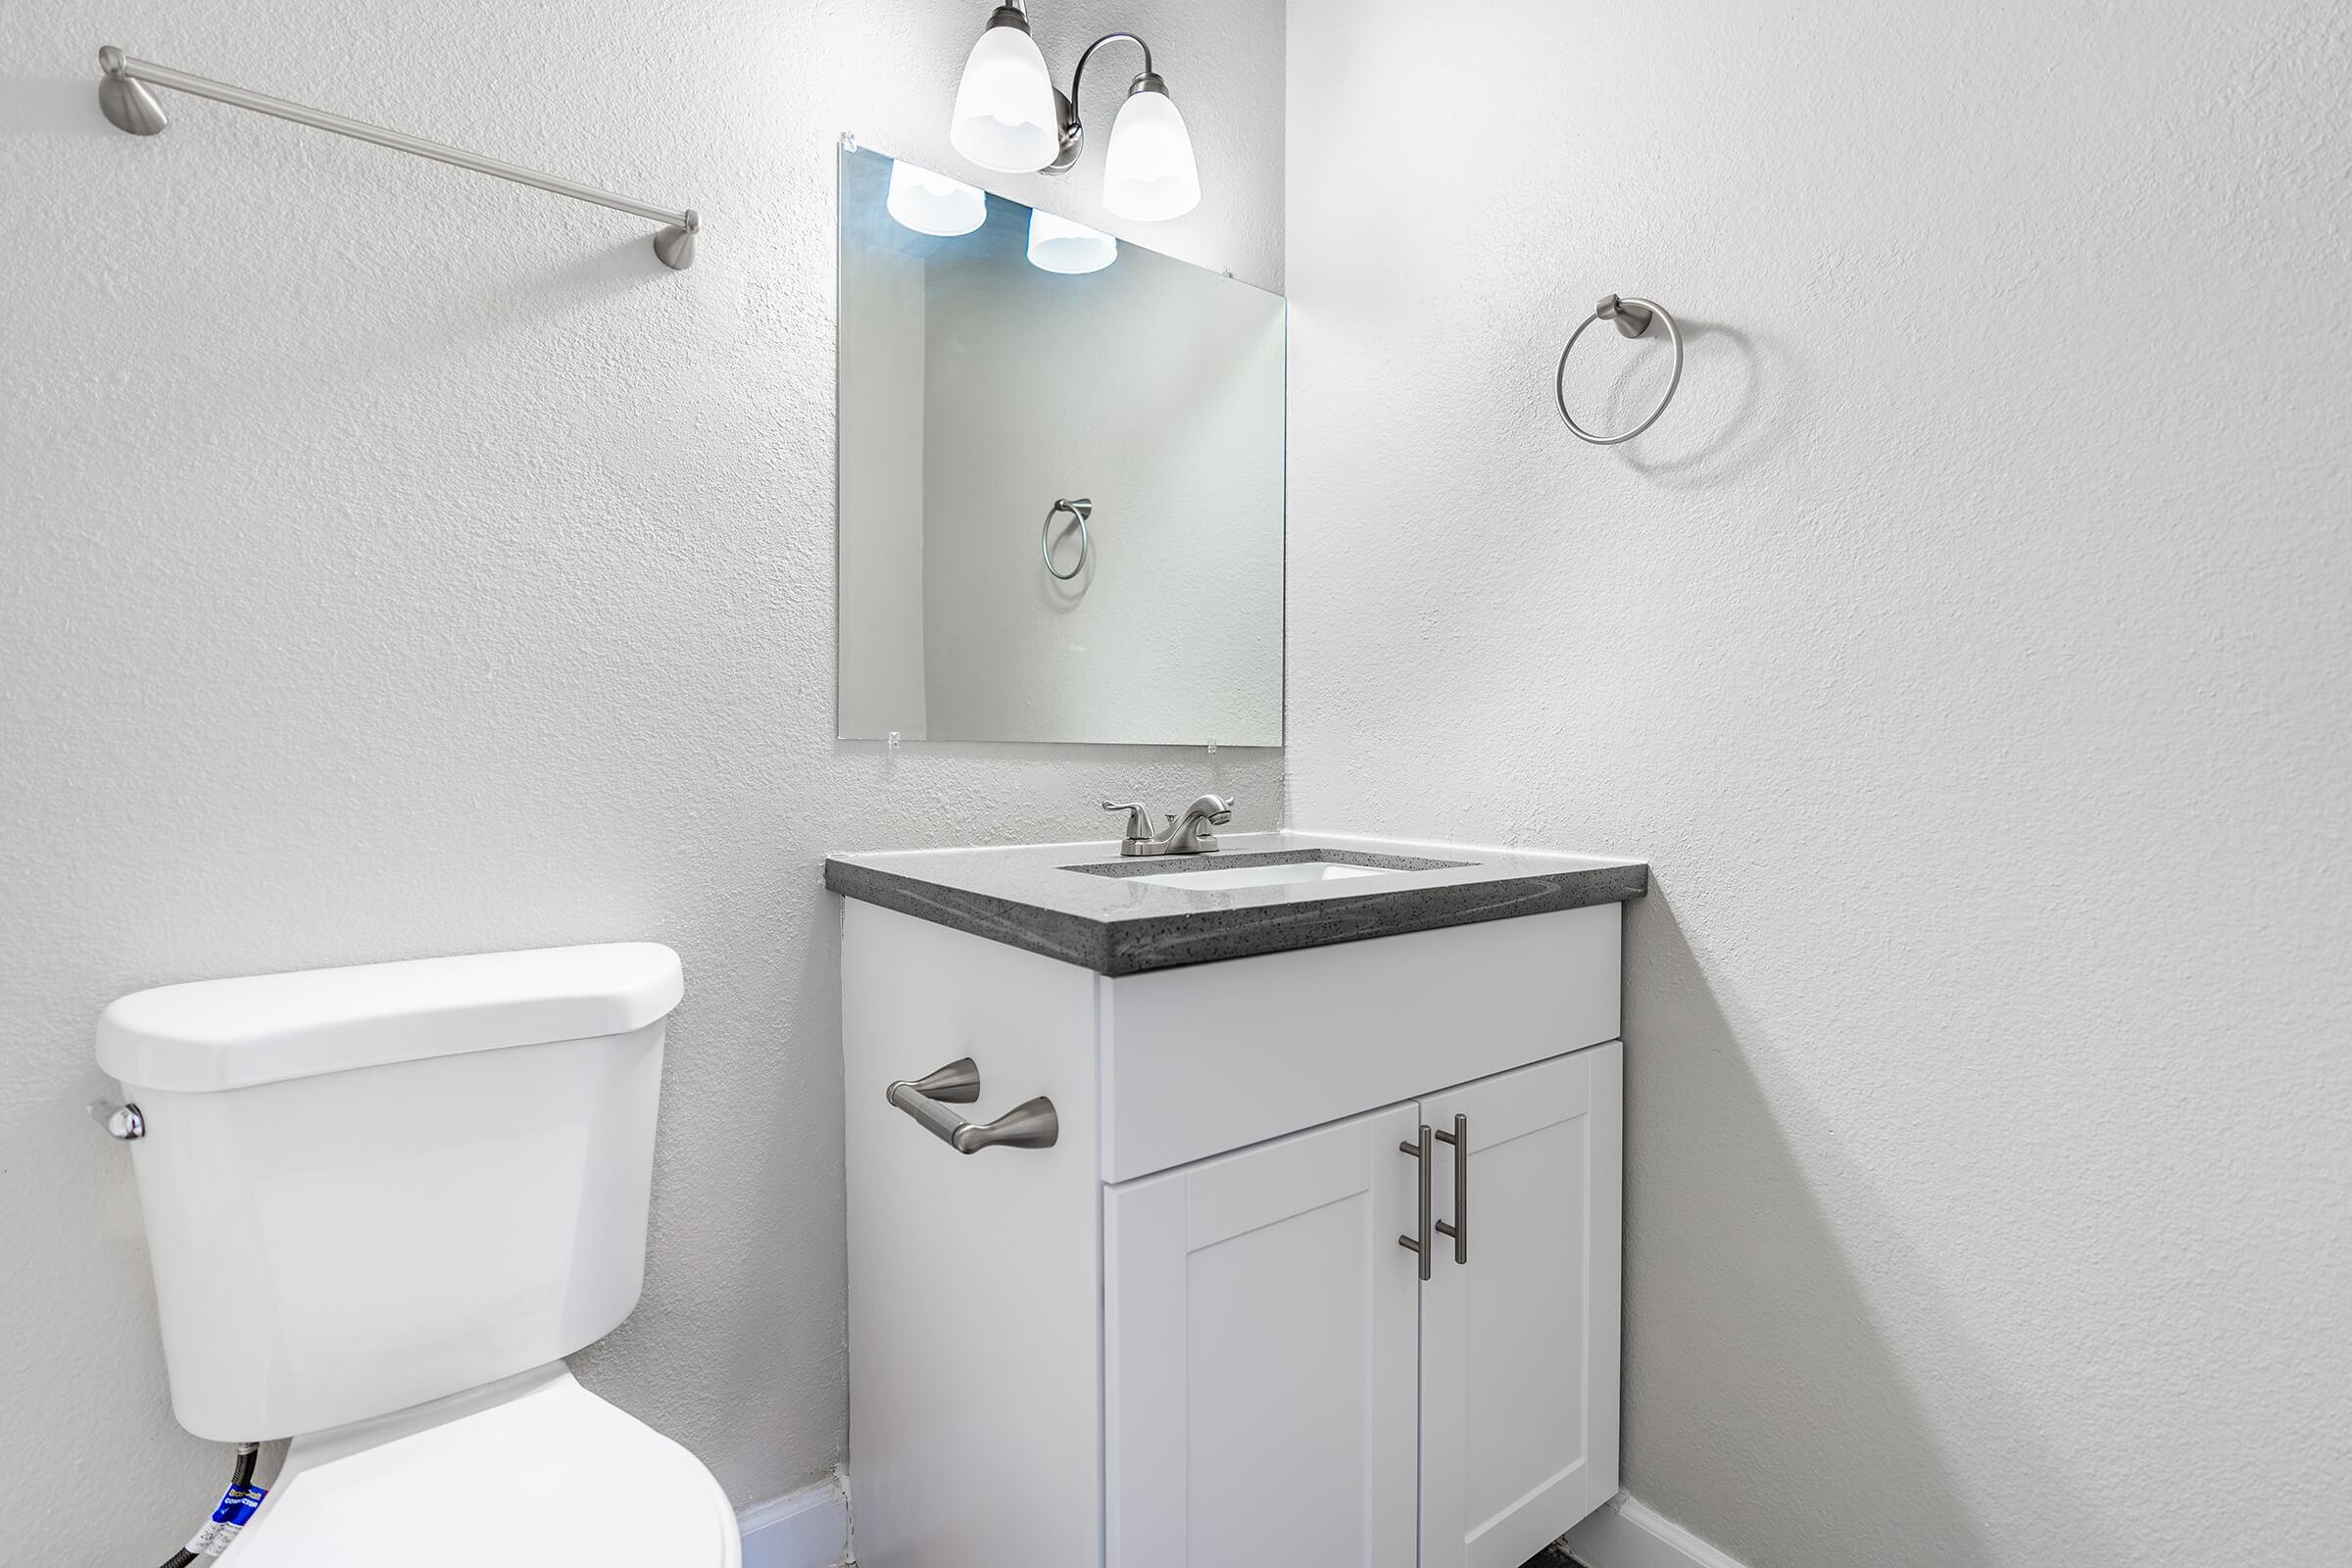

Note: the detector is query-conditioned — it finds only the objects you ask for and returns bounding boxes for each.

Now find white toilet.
[95,943,740,1567]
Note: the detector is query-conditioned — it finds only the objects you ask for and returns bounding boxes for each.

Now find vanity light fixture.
[1027,209,1117,274]
[948,8,1059,172]
[949,2,1202,222]
[886,159,988,237]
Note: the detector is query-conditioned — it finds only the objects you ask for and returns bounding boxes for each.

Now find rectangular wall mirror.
[835,143,1285,748]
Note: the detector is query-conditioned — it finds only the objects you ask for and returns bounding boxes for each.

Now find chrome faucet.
[1102,794,1237,858]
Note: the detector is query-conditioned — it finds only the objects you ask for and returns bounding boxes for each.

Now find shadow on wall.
[333,237,681,381]
[1622,889,2128,1568]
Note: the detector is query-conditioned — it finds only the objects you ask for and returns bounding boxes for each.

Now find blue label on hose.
[183,1484,268,1557]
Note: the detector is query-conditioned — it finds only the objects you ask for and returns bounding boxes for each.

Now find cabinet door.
[1104,1103,1421,1568]
[1419,1044,1624,1568]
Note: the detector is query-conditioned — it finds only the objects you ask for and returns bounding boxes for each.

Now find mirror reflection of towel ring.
[1043,497,1093,581]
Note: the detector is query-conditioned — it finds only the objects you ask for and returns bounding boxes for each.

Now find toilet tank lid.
[97,943,683,1094]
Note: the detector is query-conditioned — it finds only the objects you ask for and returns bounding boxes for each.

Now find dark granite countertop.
[823,831,1648,976]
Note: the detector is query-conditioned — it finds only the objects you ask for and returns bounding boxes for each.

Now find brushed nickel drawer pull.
[1398,1123,1434,1281]
[1434,1113,1467,1265]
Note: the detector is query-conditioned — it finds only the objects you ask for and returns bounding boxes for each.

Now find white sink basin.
[1128,859,1404,891]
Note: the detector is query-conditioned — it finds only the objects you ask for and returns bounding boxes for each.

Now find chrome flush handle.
[88,1098,145,1141]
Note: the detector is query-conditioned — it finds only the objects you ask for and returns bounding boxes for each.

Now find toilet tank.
[96,944,683,1443]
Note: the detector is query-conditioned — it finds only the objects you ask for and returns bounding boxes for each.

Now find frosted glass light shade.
[886,160,987,236]
[1101,86,1200,221]
[1027,210,1117,274]
[950,20,1060,172]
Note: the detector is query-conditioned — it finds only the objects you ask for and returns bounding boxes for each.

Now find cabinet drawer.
[1096,905,1621,1183]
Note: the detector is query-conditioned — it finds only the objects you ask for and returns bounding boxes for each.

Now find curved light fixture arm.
[1045,31,1158,175]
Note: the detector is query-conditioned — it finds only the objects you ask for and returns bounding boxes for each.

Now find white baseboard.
[737,1477,1737,1568]
[737,1475,851,1568]
[1563,1494,1753,1568]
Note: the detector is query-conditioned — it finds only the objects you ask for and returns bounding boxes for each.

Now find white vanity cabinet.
[840,894,1627,1568]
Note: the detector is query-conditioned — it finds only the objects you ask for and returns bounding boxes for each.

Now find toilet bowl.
[97,943,735,1565]
[220,1364,740,1567]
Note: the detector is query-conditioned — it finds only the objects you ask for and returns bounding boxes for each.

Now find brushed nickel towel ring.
[1555,294,1682,445]
[1043,497,1093,581]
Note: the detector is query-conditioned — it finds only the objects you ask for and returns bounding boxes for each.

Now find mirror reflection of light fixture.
[949,2,1202,222]
[1027,210,1117,274]
[886,159,988,236]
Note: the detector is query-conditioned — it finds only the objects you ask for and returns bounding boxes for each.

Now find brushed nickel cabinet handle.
[887,1057,1059,1155]
[1398,1123,1434,1281]
[1434,1113,1467,1265]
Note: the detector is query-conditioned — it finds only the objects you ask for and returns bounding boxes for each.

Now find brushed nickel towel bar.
[1555,293,1683,445]
[96,45,700,270]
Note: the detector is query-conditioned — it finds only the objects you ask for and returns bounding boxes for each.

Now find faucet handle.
[1102,801,1153,841]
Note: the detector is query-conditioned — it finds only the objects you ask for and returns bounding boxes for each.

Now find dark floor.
[848,1548,1581,1566]
[849,1544,1583,1567]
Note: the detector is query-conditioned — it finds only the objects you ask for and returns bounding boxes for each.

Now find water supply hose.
[157,1442,260,1568]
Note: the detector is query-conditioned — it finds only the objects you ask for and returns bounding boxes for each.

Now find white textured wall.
[0,1,1280,1559]
[1286,3,2349,1565]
